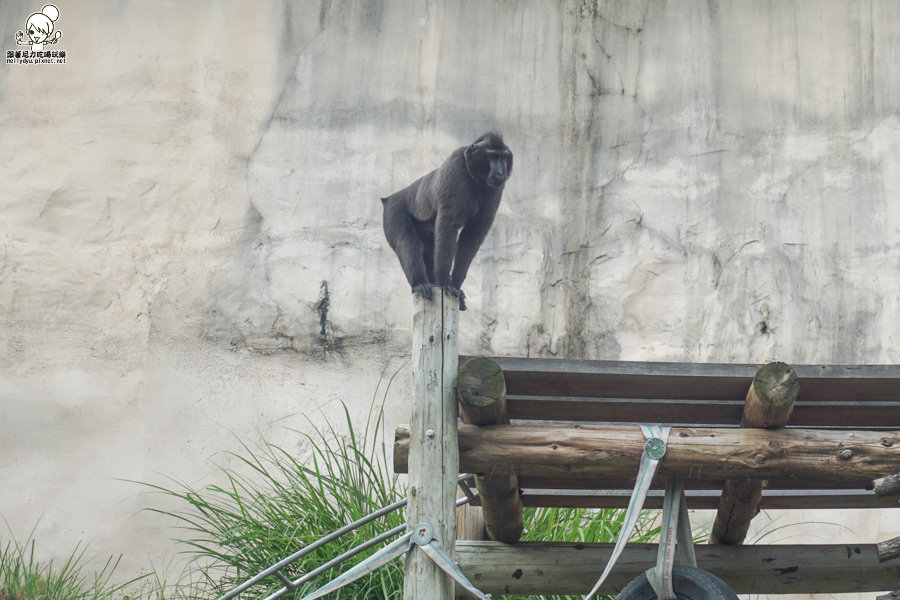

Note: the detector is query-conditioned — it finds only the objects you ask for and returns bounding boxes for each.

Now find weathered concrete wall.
[1,0,898,591]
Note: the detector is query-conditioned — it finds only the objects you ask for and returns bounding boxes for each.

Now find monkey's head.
[464,132,513,189]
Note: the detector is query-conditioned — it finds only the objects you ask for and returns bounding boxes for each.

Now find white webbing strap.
[645,479,683,600]
[584,425,671,600]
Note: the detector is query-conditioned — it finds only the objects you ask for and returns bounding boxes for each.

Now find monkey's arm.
[450,205,498,289]
[433,210,459,288]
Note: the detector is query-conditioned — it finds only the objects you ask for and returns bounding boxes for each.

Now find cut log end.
[457,357,507,423]
[878,535,900,563]
[741,361,799,428]
[873,472,900,498]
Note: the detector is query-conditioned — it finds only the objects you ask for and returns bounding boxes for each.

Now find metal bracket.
[644,437,667,460]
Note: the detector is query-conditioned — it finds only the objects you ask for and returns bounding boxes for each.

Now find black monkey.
[381,132,512,310]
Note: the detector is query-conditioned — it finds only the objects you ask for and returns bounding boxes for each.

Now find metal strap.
[296,523,491,600]
[295,533,413,600]
[584,425,671,600]
[417,537,491,599]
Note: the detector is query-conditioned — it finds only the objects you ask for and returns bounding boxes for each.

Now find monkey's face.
[465,134,513,189]
[484,148,513,188]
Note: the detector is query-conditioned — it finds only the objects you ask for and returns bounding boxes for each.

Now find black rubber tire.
[615,566,738,600]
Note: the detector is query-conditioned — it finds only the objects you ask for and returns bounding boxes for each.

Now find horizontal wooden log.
[393,424,900,485]
[455,541,900,595]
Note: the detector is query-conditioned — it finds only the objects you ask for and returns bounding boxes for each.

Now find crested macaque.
[381,132,513,310]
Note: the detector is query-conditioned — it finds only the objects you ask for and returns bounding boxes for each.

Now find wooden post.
[457,357,524,543]
[403,289,459,600]
[711,362,798,545]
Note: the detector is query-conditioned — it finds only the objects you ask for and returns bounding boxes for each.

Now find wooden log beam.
[456,357,524,544]
[454,541,900,595]
[393,424,900,485]
[403,290,458,600]
[712,362,799,545]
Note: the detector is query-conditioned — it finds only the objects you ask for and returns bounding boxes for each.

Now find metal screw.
[425,428,435,440]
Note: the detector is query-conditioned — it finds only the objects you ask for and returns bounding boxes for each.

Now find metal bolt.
[644,437,667,460]
[425,428,435,440]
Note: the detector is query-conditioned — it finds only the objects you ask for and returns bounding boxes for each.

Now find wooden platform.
[395,356,900,596]
[464,357,900,511]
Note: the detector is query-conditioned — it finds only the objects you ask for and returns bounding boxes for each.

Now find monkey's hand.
[412,283,433,301]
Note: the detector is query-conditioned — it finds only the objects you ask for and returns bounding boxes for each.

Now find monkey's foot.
[412,283,433,300]
[441,286,466,311]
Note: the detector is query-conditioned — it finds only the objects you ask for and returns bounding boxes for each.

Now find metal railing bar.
[272,570,296,591]
[260,494,475,600]
[216,474,476,600]
[260,524,408,600]
[215,496,407,600]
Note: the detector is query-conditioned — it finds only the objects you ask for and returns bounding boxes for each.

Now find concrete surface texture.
[0,0,898,593]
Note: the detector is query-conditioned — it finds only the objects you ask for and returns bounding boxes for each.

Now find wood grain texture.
[711,362,800,545]
[403,290,458,600]
[460,356,900,403]
[874,472,900,497]
[878,535,900,562]
[456,357,523,543]
[395,423,900,485]
[454,541,900,595]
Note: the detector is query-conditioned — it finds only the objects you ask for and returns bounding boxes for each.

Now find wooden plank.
[403,290,459,600]
[517,489,900,509]
[507,397,900,428]
[462,356,900,403]
[454,541,900,595]
[517,476,868,491]
[394,424,900,485]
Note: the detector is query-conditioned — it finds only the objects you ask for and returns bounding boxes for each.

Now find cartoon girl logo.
[15,5,62,52]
